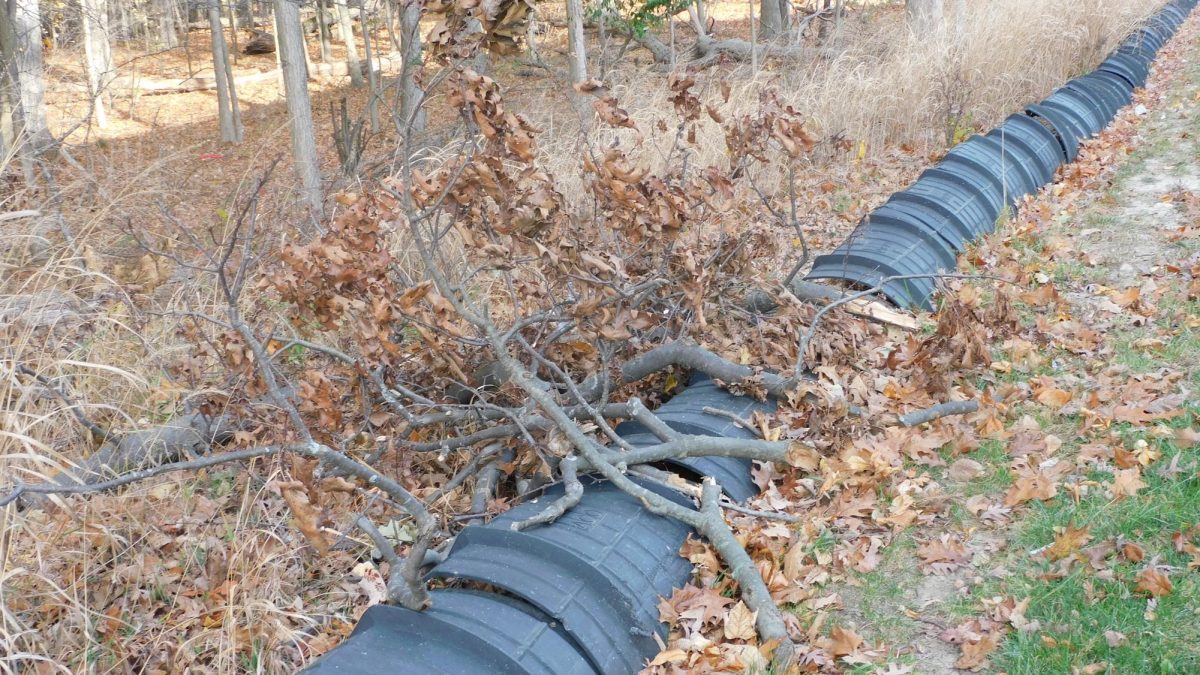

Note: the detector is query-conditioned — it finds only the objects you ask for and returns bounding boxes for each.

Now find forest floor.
[3,2,1199,674]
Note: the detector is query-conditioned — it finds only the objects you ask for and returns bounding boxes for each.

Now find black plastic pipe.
[808,0,1197,310]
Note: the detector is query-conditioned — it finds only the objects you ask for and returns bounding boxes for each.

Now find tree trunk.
[359,0,379,132]
[565,0,587,121]
[758,0,782,40]
[208,0,242,142]
[273,0,323,221]
[1,3,19,159]
[395,0,424,135]
[11,0,51,152]
[159,0,177,46]
[906,0,944,36]
[226,0,239,63]
[316,0,332,62]
[336,0,363,87]
[81,0,113,128]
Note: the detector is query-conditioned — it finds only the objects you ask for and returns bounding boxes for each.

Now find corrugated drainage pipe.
[305,378,774,674]
[805,0,1196,310]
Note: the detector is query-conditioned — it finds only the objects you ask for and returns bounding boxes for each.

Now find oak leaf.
[278,481,330,555]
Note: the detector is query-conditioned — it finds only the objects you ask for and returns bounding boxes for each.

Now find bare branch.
[14,364,113,444]
[511,456,582,531]
[1,445,282,508]
[898,400,979,427]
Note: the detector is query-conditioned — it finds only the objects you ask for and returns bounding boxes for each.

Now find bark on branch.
[898,400,979,427]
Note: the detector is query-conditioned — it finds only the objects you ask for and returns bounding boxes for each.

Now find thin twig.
[0,446,282,508]
[511,456,583,531]
[14,365,113,444]
[898,400,979,427]
[701,406,762,438]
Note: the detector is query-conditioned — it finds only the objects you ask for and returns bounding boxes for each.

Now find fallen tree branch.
[14,364,113,444]
[898,400,979,427]
[598,434,793,468]
[490,341,799,666]
[796,272,1015,372]
[719,500,802,523]
[620,340,799,398]
[0,210,41,222]
[22,412,235,508]
[512,456,582,531]
[744,278,921,331]
[1,444,282,508]
[701,406,761,438]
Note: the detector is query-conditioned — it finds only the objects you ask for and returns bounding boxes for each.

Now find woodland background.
[2,0,1199,671]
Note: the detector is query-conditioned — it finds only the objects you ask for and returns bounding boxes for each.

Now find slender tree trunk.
[335,0,362,86]
[688,1,707,40]
[208,0,242,142]
[906,0,944,36]
[316,0,332,61]
[81,0,113,127]
[469,17,489,74]
[758,0,782,40]
[226,0,239,63]
[0,2,20,159]
[524,5,539,63]
[749,0,758,72]
[159,0,177,46]
[117,0,128,39]
[273,0,323,221]
[359,0,378,132]
[11,0,51,151]
[565,0,588,121]
[395,0,424,135]
[954,0,966,40]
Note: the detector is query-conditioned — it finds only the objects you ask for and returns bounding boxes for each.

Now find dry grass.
[0,0,1164,670]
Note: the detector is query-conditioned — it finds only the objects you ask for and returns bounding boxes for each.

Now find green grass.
[983,411,1200,673]
[961,439,1015,497]
[1111,302,1200,387]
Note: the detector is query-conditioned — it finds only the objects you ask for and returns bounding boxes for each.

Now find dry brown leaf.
[1175,427,1200,448]
[278,481,330,555]
[1135,567,1173,597]
[917,535,973,575]
[1104,630,1128,647]
[954,631,1000,670]
[1114,447,1138,469]
[648,648,688,666]
[828,625,864,657]
[1046,523,1091,561]
[948,458,986,482]
[1020,284,1059,307]
[1111,468,1148,499]
[1035,387,1073,408]
[1121,542,1146,563]
[723,601,758,641]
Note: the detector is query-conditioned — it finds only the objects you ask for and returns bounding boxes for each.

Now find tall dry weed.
[530,0,1151,202]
